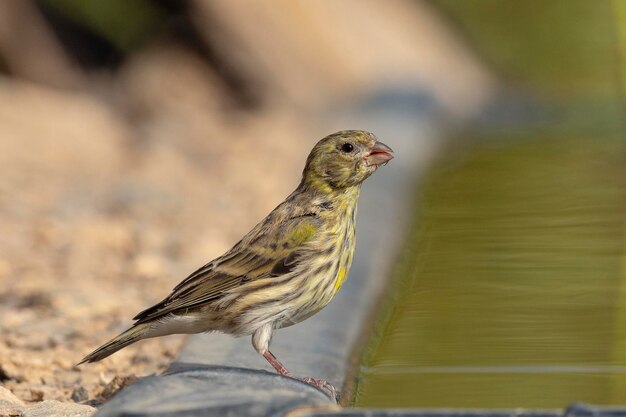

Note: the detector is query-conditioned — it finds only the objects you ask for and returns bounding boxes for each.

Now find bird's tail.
[78,323,150,365]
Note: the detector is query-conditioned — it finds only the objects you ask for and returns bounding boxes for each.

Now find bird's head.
[302,130,393,190]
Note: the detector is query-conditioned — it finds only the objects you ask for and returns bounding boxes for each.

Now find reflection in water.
[355,135,626,408]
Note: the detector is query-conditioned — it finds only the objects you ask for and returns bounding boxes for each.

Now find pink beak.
[366,141,394,166]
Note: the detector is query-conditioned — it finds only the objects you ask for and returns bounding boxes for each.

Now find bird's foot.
[261,350,337,401]
[298,376,337,402]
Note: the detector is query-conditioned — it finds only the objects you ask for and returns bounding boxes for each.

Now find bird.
[78,130,393,400]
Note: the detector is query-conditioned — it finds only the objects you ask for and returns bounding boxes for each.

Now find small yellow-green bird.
[79,130,393,399]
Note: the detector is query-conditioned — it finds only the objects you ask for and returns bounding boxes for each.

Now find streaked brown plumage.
[79,130,393,400]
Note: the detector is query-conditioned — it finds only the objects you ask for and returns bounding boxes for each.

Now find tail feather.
[78,324,150,365]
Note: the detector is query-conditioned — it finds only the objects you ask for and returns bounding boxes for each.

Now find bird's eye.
[341,142,354,153]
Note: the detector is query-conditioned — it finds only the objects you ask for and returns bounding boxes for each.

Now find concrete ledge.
[95,365,336,417]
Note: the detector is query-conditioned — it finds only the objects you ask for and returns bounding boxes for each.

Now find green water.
[355,133,626,408]
[352,0,626,408]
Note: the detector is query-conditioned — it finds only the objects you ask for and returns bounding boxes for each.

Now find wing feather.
[132,212,320,324]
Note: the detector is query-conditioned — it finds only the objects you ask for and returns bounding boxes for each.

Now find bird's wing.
[132,212,321,324]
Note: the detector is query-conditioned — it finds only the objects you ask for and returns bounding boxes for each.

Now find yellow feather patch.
[334,266,348,292]
[288,222,316,245]
[307,176,334,194]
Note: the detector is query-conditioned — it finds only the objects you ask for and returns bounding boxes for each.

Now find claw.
[299,377,337,402]
[261,350,337,402]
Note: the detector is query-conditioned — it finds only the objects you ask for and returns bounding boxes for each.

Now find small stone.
[0,406,23,417]
[23,401,95,417]
[98,372,113,385]
[0,387,22,403]
[70,386,88,403]
[0,366,11,382]
[0,387,25,416]
[97,374,137,401]
[26,391,42,403]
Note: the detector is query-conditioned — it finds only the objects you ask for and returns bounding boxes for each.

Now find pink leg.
[262,350,291,376]
[262,350,337,401]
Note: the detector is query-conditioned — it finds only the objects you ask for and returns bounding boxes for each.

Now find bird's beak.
[365,141,394,166]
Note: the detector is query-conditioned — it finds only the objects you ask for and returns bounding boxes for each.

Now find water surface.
[355,133,626,408]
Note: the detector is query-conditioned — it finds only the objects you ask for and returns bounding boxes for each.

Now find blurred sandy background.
[0,0,493,414]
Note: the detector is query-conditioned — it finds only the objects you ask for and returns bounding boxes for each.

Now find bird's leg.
[253,325,337,401]
[262,350,292,376]
[262,350,337,401]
